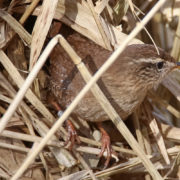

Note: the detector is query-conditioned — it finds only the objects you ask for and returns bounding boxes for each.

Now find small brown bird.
[49,33,179,167]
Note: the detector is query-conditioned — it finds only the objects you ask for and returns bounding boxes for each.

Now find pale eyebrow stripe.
[133,58,162,64]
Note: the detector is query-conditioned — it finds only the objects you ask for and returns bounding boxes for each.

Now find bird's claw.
[64,120,81,150]
[98,131,118,169]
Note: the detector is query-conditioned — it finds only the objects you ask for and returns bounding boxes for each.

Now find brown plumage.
[49,33,176,122]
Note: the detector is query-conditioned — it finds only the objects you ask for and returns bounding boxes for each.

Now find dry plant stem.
[171,13,180,59]
[87,0,112,50]
[132,112,145,149]
[144,103,170,164]
[0,73,76,167]
[142,125,152,156]
[149,92,180,119]
[74,151,98,180]
[84,158,147,179]
[1,128,133,155]
[0,50,55,124]
[0,95,132,154]
[1,130,64,147]
[29,0,58,70]
[159,123,180,143]
[1,0,165,179]
[19,0,41,24]
[95,0,109,14]
[0,141,29,153]
[80,136,135,155]
[0,44,76,167]
[0,9,31,46]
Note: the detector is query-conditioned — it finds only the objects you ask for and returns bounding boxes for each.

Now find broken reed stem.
[87,0,112,50]
[0,33,58,133]
[0,9,31,46]
[19,0,41,24]
[1,0,166,179]
[74,151,98,180]
[0,142,29,153]
[1,130,63,147]
[1,129,133,155]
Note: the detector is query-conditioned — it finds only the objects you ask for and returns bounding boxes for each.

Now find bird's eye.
[156,61,164,70]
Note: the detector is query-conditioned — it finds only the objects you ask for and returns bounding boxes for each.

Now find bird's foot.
[97,122,117,169]
[64,119,81,150]
[48,98,81,150]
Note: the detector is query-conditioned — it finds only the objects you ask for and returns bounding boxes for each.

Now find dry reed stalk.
[1,130,64,147]
[149,92,180,119]
[165,152,180,178]
[0,0,39,48]
[84,145,180,179]
[57,170,89,180]
[1,0,166,178]
[87,0,112,50]
[132,112,145,149]
[29,0,58,70]
[95,0,109,14]
[159,122,180,143]
[0,50,55,124]
[32,0,142,48]
[0,72,76,168]
[171,14,180,59]
[0,76,133,155]
[143,101,170,164]
[132,111,152,180]
[0,9,31,47]
[19,0,41,24]
[0,141,29,153]
[74,151,98,180]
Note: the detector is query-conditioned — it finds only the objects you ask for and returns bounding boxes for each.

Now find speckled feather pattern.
[49,33,175,122]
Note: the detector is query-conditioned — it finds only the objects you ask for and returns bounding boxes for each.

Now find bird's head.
[120,44,180,89]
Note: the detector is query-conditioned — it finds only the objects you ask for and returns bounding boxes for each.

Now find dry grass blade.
[0,50,55,124]
[171,13,180,59]
[159,122,180,143]
[149,118,170,164]
[143,101,170,165]
[42,0,142,48]
[95,0,109,14]
[58,170,89,180]
[0,72,76,168]
[29,0,58,70]
[19,0,41,24]
[165,152,180,179]
[1,130,64,148]
[0,141,29,153]
[0,9,31,46]
[149,91,180,119]
[87,0,112,50]
[74,152,97,180]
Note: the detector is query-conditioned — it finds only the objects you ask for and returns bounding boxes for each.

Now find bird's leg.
[64,119,81,150]
[97,122,113,168]
[48,97,80,150]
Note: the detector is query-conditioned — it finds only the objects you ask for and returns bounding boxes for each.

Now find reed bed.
[0,0,180,179]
